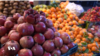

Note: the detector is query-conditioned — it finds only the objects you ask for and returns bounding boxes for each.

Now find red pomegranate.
[17,23,34,36]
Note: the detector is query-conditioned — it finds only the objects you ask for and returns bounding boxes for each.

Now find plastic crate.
[93,52,100,56]
[61,44,78,56]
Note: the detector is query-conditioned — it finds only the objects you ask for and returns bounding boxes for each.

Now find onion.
[43,52,51,56]
[18,49,33,56]
[0,26,7,36]
[20,36,34,48]
[44,28,54,40]
[54,37,63,48]
[60,45,69,54]
[33,33,45,44]
[52,49,61,56]
[43,40,55,52]
[35,22,46,33]
[9,31,21,41]
[17,23,34,36]
[0,35,9,44]
[31,44,44,56]
[4,40,20,56]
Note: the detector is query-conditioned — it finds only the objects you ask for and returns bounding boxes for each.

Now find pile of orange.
[43,7,84,32]
[59,0,69,9]
[42,1,100,55]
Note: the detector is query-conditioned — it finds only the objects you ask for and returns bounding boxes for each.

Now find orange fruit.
[88,33,93,38]
[72,20,78,25]
[69,15,74,20]
[87,44,92,49]
[76,35,82,39]
[91,46,97,51]
[82,38,87,42]
[92,42,97,47]
[59,24,63,28]
[94,37,99,42]
[50,7,56,12]
[57,18,63,23]
[75,52,79,56]
[68,22,73,25]
[82,47,86,51]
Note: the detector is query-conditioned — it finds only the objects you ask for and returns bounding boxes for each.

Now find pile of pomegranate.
[0,9,75,56]
[81,6,100,22]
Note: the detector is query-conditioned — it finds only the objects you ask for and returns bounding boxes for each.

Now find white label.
[8,46,16,50]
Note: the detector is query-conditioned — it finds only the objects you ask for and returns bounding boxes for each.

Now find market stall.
[0,0,100,56]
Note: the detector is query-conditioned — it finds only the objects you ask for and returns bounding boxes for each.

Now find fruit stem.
[11,40,14,43]
[27,36,30,39]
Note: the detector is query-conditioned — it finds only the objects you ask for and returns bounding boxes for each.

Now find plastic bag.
[65,2,84,16]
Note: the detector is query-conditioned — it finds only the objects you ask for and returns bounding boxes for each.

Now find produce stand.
[0,0,100,56]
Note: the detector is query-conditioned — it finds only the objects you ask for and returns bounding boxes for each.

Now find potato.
[15,0,20,2]
[13,6,18,9]
[11,9,16,14]
[4,8,8,11]
[27,5,31,8]
[10,1,14,4]
[22,6,25,9]
[8,7,13,10]
[20,2,24,5]
[3,11,8,14]
[5,1,9,4]
[5,4,9,7]
[0,12,3,15]
[24,1,28,3]
[0,7,3,10]
[13,2,18,6]
[0,3,4,6]
[3,14,7,16]
[17,10,21,13]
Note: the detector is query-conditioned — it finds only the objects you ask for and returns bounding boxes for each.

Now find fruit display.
[81,6,100,22]
[0,9,76,56]
[33,4,48,12]
[0,1,31,16]
[43,6,84,34]
[41,2,100,56]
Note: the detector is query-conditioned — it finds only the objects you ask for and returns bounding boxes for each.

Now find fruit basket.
[61,44,78,56]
